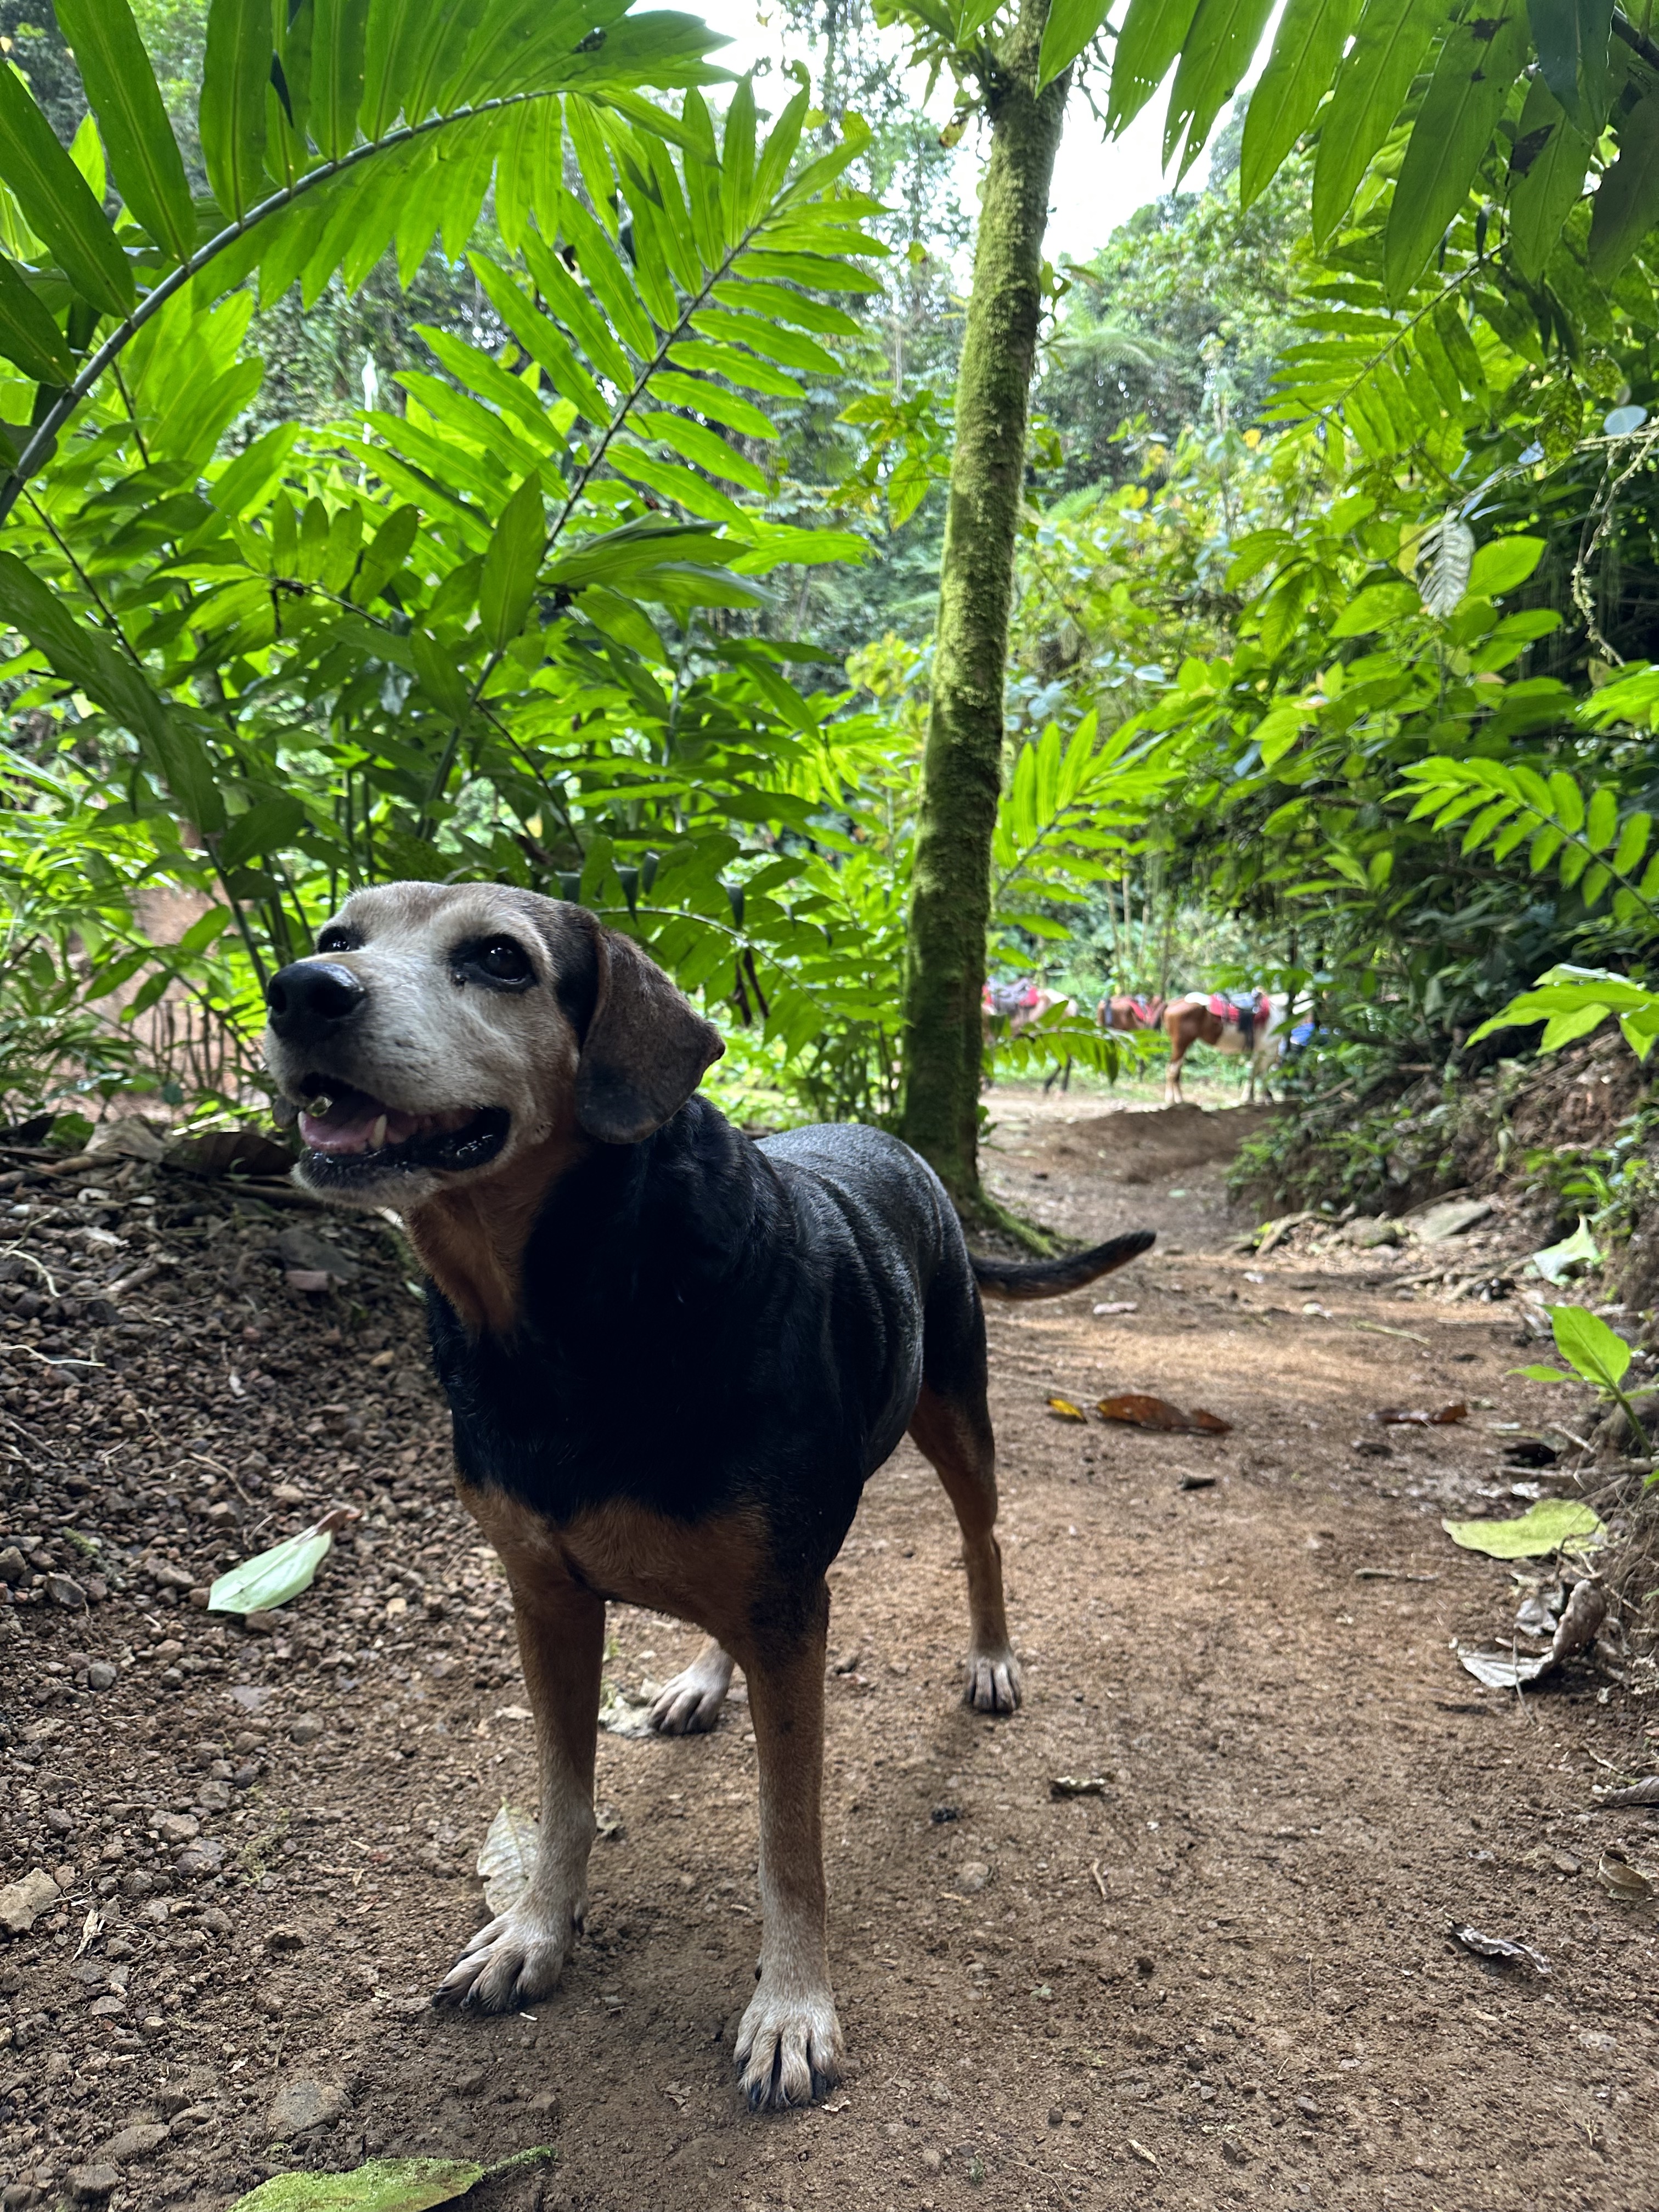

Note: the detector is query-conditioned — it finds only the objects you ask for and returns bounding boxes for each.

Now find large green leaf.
[54,0,196,264]
[0,254,75,384]
[1508,76,1594,280]
[478,468,545,650]
[1107,0,1205,136]
[1165,0,1278,173]
[0,60,134,313]
[1588,83,1659,278]
[1038,0,1113,89]
[1239,0,1364,207]
[312,0,372,159]
[1310,0,1441,247]
[0,548,168,749]
[1384,5,1530,303]
[1527,0,1612,132]
[201,0,274,224]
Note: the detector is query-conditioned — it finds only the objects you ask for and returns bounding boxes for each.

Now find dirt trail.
[2,1091,1658,2211]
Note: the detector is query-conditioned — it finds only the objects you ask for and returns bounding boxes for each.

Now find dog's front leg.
[437,1575,603,2011]
[735,1591,843,2109]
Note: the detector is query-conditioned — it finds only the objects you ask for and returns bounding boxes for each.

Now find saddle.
[1207,990,1271,1050]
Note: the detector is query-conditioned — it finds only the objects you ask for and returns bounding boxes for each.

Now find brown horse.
[1098,994,1166,1034]
[1164,991,1286,1104]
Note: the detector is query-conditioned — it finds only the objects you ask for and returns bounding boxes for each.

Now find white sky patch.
[688,0,1286,266]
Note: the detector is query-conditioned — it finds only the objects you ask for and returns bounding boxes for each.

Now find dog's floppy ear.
[574,923,725,1144]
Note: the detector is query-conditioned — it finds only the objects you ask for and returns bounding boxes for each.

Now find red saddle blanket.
[1209,991,1271,1028]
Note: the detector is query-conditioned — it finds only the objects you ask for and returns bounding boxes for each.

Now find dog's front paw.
[648,1648,732,1735]
[735,1979,844,2111]
[964,1646,1022,1714]
[434,1893,578,2011]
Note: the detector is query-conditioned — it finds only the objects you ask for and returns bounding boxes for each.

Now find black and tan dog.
[263,884,1152,2109]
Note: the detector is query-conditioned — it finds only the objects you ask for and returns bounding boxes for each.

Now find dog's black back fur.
[426,1098,981,1585]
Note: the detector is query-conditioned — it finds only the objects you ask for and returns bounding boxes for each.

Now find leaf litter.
[1374,1403,1468,1427]
[1096,1393,1231,1434]
[227,2150,554,2211]
[208,1505,360,1616]
[1455,1577,1607,1690]
[1449,1924,1550,1976]
[476,1804,538,1915]
[1441,1497,1605,1560]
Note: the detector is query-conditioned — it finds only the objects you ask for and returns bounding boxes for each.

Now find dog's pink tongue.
[300,1098,424,1155]
[301,1101,385,1155]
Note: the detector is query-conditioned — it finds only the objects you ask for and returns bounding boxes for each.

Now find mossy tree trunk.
[898,0,1069,1207]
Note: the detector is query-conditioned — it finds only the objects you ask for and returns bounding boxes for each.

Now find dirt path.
[3,1093,1657,2210]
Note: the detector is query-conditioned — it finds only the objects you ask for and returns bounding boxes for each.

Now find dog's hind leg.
[437,1568,604,2011]
[732,1586,843,2110]
[909,1379,1022,1715]
[648,1635,735,1735]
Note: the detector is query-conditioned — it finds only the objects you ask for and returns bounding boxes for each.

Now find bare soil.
[2,1088,1658,2212]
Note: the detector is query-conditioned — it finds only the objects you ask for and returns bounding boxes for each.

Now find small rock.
[289,1714,324,1745]
[87,1661,117,1690]
[99,2122,168,2163]
[957,1861,989,1893]
[0,1867,61,1934]
[1414,1198,1493,1244]
[0,1544,26,1584]
[242,1611,278,1637]
[156,1814,199,1846]
[66,2165,120,2203]
[268,2077,351,2136]
[275,1227,358,1282]
[145,1560,196,1594]
[1343,1217,1400,1249]
[266,1925,306,1953]
[921,2148,941,2175]
[44,1572,87,1611]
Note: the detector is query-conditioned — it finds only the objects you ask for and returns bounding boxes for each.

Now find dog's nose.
[266,960,366,1046]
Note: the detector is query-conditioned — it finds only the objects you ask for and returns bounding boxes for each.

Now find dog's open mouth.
[295,1078,510,1178]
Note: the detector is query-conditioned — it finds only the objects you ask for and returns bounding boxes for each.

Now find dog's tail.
[970,1227,1155,1303]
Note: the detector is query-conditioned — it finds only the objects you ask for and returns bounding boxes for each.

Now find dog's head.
[263,883,724,1206]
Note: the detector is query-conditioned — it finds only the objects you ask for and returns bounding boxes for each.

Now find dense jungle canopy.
[0,0,1657,1204]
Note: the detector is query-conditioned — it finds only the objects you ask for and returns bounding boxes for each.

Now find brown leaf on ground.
[1599,1777,1659,1807]
[1097,1393,1232,1434]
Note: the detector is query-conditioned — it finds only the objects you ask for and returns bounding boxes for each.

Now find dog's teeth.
[369,1114,388,1150]
[307,1093,334,1116]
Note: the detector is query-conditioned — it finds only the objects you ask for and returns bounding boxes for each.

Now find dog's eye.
[456,935,535,988]
[317,927,358,954]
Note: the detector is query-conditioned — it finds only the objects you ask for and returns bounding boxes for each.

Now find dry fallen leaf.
[1596,1853,1655,1904]
[1375,1403,1469,1427]
[1050,1775,1109,1799]
[476,1803,538,1915]
[1449,1923,1550,1974]
[1127,2138,1161,2170]
[1046,1395,1088,1423]
[1097,1393,1231,1435]
[1599,1776,1659,1807]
